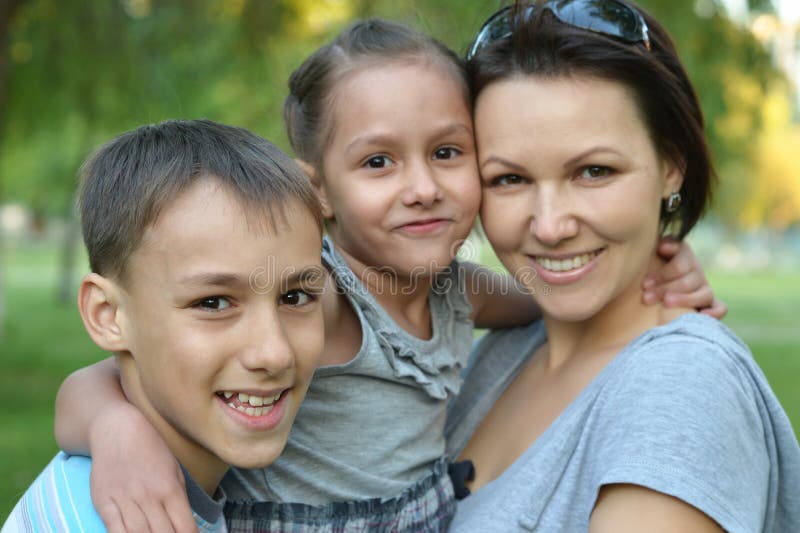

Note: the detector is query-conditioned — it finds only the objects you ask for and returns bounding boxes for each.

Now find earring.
[665,191,682,213]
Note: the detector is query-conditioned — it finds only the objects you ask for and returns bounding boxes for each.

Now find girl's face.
[476,75,683,323]
[317,61,481,278]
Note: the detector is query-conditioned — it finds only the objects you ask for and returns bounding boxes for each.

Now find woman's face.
[475,75,683,322]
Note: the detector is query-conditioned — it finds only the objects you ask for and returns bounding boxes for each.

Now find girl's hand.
[643,238,728,319]
[88,401,197,533]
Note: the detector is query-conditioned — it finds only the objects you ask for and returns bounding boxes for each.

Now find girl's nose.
[402,161,443,208]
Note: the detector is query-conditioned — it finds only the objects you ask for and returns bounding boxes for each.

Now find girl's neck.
[334,243,435,340]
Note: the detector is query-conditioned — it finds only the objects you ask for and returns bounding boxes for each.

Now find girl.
[53,18,723,532]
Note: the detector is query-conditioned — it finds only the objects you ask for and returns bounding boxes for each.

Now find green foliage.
[0,0,790,224]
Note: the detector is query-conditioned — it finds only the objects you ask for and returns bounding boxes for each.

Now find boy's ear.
[295,158,334,220]
[78,273,128,353]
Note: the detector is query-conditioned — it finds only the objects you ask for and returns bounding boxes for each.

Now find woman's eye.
[196,296,231,311]
[490,174,525,187]
[580,166,611,179]
[365,155,392,169]
[280,289,315,307]
[433,147,460,160]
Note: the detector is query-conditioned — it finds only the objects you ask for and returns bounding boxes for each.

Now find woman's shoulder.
[616,313,755,383]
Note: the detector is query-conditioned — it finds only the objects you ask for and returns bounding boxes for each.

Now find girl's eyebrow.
[344,123,473,156]
[345,132,398,155]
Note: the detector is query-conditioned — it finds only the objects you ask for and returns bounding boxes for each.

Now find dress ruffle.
[322,238,474,400]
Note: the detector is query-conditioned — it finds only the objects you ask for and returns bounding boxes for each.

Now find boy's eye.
[280,289,315,307]
[579,166,611,180]
[365,155,392,169]
[490,174,526,187]
[195,296,232,311]
[433,147,460,160]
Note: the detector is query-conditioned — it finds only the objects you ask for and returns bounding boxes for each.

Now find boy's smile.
[111,177,325,492]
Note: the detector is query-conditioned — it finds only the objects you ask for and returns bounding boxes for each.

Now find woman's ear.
[295,158,334,219]
[77,273,128,353]
[661,156,685,199]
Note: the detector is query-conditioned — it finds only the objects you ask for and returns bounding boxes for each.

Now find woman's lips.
[528,249,604,285]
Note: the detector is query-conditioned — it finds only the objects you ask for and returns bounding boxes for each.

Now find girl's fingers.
[699,298,728,320]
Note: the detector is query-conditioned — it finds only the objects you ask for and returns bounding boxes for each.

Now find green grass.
[0,242,798,523]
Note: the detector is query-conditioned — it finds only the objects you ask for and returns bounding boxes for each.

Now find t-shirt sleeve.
[588,337,772,533]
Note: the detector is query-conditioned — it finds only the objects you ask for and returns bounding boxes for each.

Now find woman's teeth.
[536,251,598,272]
[219,391,282,416]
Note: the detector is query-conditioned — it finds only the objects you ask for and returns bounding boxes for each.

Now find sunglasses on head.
[466,0,651,61]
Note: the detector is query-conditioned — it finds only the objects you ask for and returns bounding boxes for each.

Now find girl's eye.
[490,174,526,187]
[433,147,461,160]
[580,166,612,180]
[195,296,232,311]
[365,155,392,169]
[280,289,315,307]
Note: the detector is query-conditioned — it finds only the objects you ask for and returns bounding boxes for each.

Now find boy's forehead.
[126,180,320,280]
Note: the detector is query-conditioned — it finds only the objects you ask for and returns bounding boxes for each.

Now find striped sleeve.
[1,453,106,533]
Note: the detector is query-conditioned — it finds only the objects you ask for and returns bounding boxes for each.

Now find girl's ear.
[295,158,334,219]
[78,273,128,353]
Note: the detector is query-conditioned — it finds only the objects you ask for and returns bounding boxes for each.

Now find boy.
[1,119,326,532]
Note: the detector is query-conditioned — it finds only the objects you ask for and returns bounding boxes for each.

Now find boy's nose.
[240,313,294,376]
[402,161,443,207]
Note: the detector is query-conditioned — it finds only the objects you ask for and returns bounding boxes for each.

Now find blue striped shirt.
[2,452,226,533]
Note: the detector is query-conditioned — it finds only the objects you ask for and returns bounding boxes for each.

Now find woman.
[446,1,800,531]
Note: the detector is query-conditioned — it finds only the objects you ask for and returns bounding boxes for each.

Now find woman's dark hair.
[284,18,468,169]
[468,0,715,238]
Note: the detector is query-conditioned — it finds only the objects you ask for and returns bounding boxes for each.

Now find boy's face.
[113,177,325,485]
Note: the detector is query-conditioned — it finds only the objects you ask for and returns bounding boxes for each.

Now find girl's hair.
[469,1,715,239]
[284,18,468,169]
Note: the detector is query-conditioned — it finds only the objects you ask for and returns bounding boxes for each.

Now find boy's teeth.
[227,402,276,417]
[536,251,597,272]
[220,391,283,416]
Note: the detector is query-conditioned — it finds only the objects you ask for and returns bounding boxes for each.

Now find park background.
[0,0,798,522]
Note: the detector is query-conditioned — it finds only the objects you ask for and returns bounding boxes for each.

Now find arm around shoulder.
[462,262,542,329]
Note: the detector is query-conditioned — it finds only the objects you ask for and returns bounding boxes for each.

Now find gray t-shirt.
[446,314,800,532]
[223,237,473,504]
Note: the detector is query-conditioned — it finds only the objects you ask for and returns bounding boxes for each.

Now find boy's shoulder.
[2,452,105,532]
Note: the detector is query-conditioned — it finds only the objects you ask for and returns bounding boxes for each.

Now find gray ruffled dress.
[223,237,474,532]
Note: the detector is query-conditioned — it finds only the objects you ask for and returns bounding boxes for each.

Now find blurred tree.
[0,0,27,338]
[0,0,793,313]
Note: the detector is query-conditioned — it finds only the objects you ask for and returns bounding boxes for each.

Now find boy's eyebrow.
[179,272,246,287]
[284,265,327,287]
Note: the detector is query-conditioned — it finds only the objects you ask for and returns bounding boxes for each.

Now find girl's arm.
[467,239,726,329]
[55,358,197,533]
[590,484,723,532]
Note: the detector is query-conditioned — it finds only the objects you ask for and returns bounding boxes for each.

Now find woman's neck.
[542,257,693,371]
